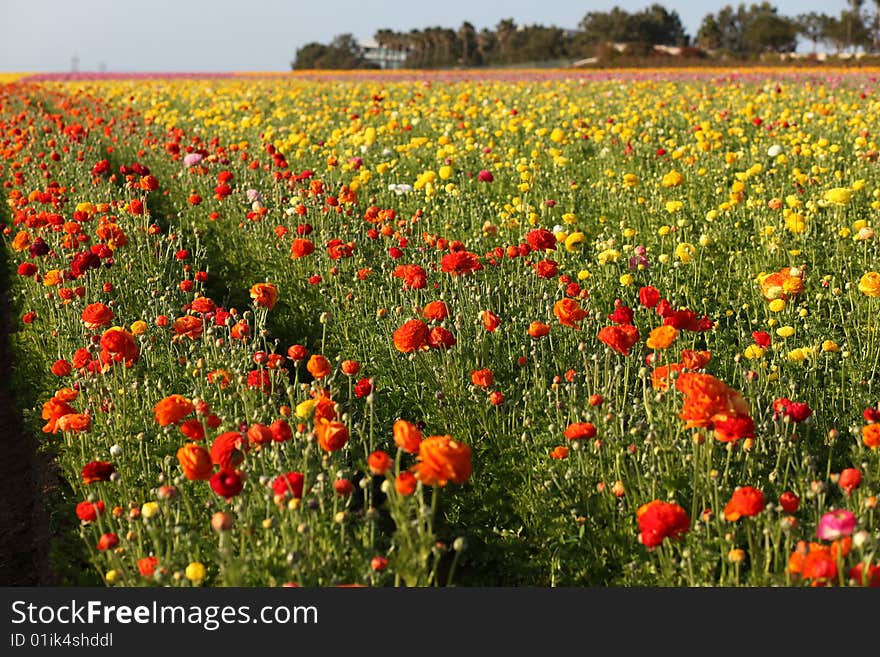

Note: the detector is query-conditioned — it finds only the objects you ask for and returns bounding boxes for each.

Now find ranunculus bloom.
[177,443,213,480]
[81,461,115,484]
[210,470,244,499]
[760,267,804,301]
[173,315,204,340]
[81,302,114,329]
[393,319,429,353]
[395,471,417,496]
[481,310,501,332]
[528,321,550,338]
[772,398,812,423]
[413,435,472,487]
[848,563,880,587]
[368,450,393,475]
[272,472,305,499]
[470,368,494,388]
[526,228,556,251]
[313,417,347,452]
[427,326,456,349]
[858,271,880,297]
[838,468,862,496]
[554,298,588,329]
[138,556,159,577]
[42,395,75,434]
[422,300,448,321]
[250,282,278,310]
[724,486,765,521]
[210,432,248,471]
[97,532,119,551]
[290,238,315,259]
[646,325,678,350]
[711,412,754,443]
[154,394,195,426]
[636,500,690,548]
[55,413,91,433]
[639,286,660,308]
[564,422,597,440]
[307,354,331,379]
[393,419,422,454]
[247,423,273,446]
[270,419,292,443]
[75,500,105,522]
[597,324,640,355]
[779,491,800,513]
[680,349,711,370]
[863,423,880,448]
[100,328,139,366]
[392,264,427,290]
[676,372,749,430]
[816,509,857,541]
[440,251,481,275]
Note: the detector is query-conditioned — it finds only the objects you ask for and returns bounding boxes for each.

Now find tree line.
[292,2,880,69]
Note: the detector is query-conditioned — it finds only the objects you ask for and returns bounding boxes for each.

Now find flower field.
[1,68,879,587]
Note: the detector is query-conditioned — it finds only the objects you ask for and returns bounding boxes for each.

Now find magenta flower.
[816,510,856,541]
[477,169,494,183]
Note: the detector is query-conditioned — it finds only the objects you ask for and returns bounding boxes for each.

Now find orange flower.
[307,354,331,379]
[393,419,422,454]
[393,319,429,353]
[290,238,315,258]
[528,321,550,338]
[154,394,195,426]
[55,413,91,433]
[413,435,472,487]
[394,471,417,496]
[422,300,449,321]
[723,486,765,521]
[316,418,349,452]
[247,423,274,446]
[681,349,711,370]
[597,324,640,355]
[549,446,569,460]
[646,325,679,350]
[481,310,501,332]
[177,443,213,480]
[651,363,683,391]
[41,395,75,434]
[81,302,114,329]
[564,422,597,440]
[863,424,880,448]
[210,432,248,470]
[470,368,494,388]
[676,372,749,429]
[553,298,588,329]
[190,297,216,314]
[173,315,204,340]
[760,267,804,301]
[100,328,139,365]
[11,230,31,251]
[250,282,278,310]
[368,450,393,475]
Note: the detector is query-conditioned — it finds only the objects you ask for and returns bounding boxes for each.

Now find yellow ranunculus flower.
[661,171,683,187]
[674,242,696,263]
[768,299,786,312]
[564,232,586,252]
[130,320,148,336]
[743,345,765,360]
[295,399,317,418]
[858,272,880,297]
[185,562,206,583]
[822,187,852,205]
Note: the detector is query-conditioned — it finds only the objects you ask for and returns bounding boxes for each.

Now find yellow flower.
[619,273,634,286]
[185,562,206,583]
[784,214,806,233]
[821,340,839,352]
[438,165,453,180]
[743,345,765,360]
[858,272,880,297]
[776,326,795,338]
[105,570,119,584]
[768,299,786,312]
[141,502,160,519]
[822,187,852,205]
[295,399,317,418]
[661,171,683,187]
[665,200,684,214]
[623,173,638,188]
[130,320,148,336]
[564,232,586,252]
[674,242,696,263]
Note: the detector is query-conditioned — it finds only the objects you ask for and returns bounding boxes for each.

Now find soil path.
[0,257,52,585]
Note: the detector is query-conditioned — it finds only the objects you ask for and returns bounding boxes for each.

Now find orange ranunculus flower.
[210,432,248,470]
[173,315,204,340]
[41,396,76,434]
[646,325,679,350]
[470,368,494,388]
[863,423,880,448]
[250,282,278,310]
[711,412,755,443]
[81,302,115,329]
[597,324,640,355]
[313,394,337,423]
[393,419,422,454]
[681,349,711,370]
[393,319,429,353]
[788,540,849,587]
[651,363,683,391]
[190,296,216,314]
[154,394,195,426]
[11,230,31,251]
[316,418,349,452]
[857,272,880,297]
[307,354,331,379]
[247,423,274,446]
[177,443,213,480]
[676,372,749,429]
[553,298,588,329]
[723,486,765,521]
[481,310,501,332]
[290,238,315,258]
[55,413,91,433]
[422,300,449,321]
[528,321,550,338]
[100,328,139,365]
[760,267,804,301]
[413,435,472,487]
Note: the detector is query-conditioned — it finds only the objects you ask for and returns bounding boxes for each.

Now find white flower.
[767,144,783,158]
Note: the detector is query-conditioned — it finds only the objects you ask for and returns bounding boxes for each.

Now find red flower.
[471,368,494,388]
[838,468,862,496]
[441,251,481,275]
[752,331,772,348]
[564,422,597,440]
[354,378,373,398]
[392,264,427,290]
[638,286,660,308]
[422,300,449,320]
[481,311,501,332]
[608,305,634,325]
[368,450,393,475]
[724,486,765,521]
[637,500,690,548]
[290,238,315,258]
[211,470,244,499]
[270,419,292,443]
[427,326,456,349]
[272,472,305,499]
[75,500,105,522]
[779,491,800,513]
[246,369,272,393]
[138,556,159,577]
[597,324,640,355]
[210,432,247,471]
[526,229,556,251]
[534,259,558,279]
[97,532,119,551]
[477,170,494,182]
[772,398,812,423]
[81,461,115,484]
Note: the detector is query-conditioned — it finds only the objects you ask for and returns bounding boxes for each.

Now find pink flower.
[477,169,494,183]
[816,509,856,541]
[183,153,203,167]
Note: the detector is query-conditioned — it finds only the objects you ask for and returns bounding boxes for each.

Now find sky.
[0,0,854,72]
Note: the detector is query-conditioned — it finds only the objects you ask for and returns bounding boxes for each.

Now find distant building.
[358,38,409,69]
